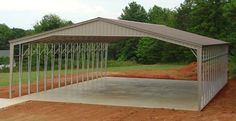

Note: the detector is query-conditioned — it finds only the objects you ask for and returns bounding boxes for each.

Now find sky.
[0,0,184,29]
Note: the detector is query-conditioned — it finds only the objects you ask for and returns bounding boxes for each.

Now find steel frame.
[198,45,228,110]
[8,41,227,111]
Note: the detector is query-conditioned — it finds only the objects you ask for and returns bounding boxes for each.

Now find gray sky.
[0,0,184,29]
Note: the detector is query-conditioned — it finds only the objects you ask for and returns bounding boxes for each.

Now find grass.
[0,61,184,86]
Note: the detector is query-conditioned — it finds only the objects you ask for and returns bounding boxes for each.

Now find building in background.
[0,50,10,70]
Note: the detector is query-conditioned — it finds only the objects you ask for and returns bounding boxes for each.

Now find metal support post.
[58,44,62,87]
[19,44,23,96]
[76,43,80,84]
[104,43,108,78]
[65,44,68,86]
[100,43,103,79]
[92,43,95,80]
[44,44,48,91]
[82,43,85,83]
[27,43,32,94]
[71,43,74,84]
[9,44,14,98]
[51,44,55,89]
[36,43,40,92]
[96,43,99,80]
[87,43,90,81]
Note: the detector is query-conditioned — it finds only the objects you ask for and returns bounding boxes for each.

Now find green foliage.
[120,1,148,22]
[176,0,195,31]
[110,2,197,64]
[148,5,176,27]
[230,54,236,79]
[0,57,9,65]
[223,1,236,78]
[175,0,236,78]
[136,38,160,64]
[0,24,12,49]
[116,38,139,61]
[136,38,195,64]
[0,24,27,50]
[33,14,73,33]
[0,57,9,72]
[176,0,229,38]
[109,2,148,61]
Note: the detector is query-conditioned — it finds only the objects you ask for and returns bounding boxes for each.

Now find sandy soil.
[0,80,235,121]
[0,63,197,98]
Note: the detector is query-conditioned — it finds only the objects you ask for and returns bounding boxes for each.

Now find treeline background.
[0,0,235,77]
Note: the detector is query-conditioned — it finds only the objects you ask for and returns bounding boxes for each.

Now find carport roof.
[9,17,228,47]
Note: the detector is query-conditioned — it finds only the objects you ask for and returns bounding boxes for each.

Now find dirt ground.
[109,62,197,80]
[0,79,235,121]
[0,62,197,98]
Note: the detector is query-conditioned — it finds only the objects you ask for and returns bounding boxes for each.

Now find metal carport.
[8,17,229,111]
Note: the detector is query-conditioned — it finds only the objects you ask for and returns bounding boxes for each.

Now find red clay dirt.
[108,62,197,80]
[0,80,235,121]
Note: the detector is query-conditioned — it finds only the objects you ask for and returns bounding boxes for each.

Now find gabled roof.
[101,18,228,46]
[9,17,228,48]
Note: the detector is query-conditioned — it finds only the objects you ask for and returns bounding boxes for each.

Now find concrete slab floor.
[15,77,198,111]
[0,98,26,109]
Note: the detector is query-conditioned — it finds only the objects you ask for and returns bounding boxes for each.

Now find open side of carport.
[8,17,229,111]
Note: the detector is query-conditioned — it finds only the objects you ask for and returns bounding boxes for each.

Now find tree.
[0,24,12,49]
[176,0,229,38]
[33,14,73,33]
[148,5,176,27]
[136,38,161,64]
[120,2,148,22]
[109,2,148,61]
[10,28,27,39]
[223,0,236,51]
[191,0,228,38]
[223,1,236,78]
[135,5,195,64]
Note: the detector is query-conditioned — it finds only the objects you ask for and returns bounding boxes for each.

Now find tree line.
[0,0,235,77]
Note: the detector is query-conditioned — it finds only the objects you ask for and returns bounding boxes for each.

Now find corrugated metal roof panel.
[100,18,228,46]
[9,17,228,47]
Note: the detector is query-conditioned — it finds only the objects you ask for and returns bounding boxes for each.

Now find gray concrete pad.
[0,98,26,109]
[16,77,198,111]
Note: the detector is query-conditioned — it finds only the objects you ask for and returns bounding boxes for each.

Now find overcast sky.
[0,0,184,29]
